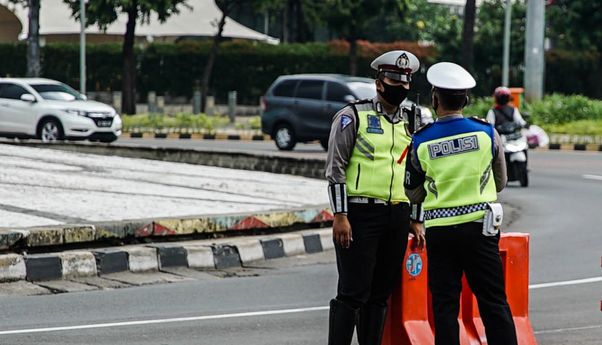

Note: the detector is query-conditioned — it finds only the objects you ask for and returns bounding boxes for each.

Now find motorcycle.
[497,122,529,187]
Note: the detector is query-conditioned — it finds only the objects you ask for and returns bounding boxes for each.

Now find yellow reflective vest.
[345,101,411,203]
[412,117,497,227]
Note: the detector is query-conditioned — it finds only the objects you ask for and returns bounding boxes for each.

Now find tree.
[473,0,526,94]
[204,0,277,112]
[546,0,602,52]
[26,0,41,77]
[282,0,323,43]
[325,0,409,75]
[461,0,476,71]
[9,0,41,77]
[367,0,462,61]
[64,0,189,114]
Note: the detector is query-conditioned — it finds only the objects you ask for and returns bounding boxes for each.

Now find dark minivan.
[261,74,376,151]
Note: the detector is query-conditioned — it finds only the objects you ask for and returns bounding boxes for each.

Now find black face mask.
[378,80,409,106]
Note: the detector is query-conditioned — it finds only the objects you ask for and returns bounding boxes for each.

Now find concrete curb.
[0,207,333,252]
[536,143,602,152]
[121,132,602,151]
[122,132,270,141]
[0,229,333,283]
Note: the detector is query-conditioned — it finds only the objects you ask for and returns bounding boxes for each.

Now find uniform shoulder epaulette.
[413,122,434,135]
[468,116,490,125]
[351,98,372,105]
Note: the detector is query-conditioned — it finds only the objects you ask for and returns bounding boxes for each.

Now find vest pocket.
[355,163,361,190]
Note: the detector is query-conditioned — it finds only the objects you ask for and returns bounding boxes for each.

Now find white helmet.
[427,62,476,90]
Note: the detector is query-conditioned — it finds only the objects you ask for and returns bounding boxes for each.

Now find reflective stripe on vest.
[417,130,497,227]
[345,104,410,203]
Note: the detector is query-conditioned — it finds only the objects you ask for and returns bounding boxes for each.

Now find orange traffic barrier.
[382,232,537,345]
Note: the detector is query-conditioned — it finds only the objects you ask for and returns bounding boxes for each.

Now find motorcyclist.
[486,87,527,130]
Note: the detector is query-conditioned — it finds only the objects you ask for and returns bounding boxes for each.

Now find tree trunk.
[347,36,358,76]
[121,1,137,115]
[201,2,229,112]
[461,0,477,71]
[26,0,41,77]
[282,1,289,43]
[292,0,308,42]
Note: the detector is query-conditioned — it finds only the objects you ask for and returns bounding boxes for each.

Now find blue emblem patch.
[405,253,423,277]
[341,114,353,131]
[366,115,384,134]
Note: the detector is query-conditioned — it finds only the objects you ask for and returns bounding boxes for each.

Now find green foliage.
[122,113,230,131]
[62,0,190,29]
[545,50,602,99]
[472,0,526,96]
[540,120,602,136]
[525,94,602,125]
[464,97,494,119]
[1,40,599,106]
[247,116,261,130]
[546,0,602,52]
[138,40,377,104]
[324,0,408,39]
[0,44,26,77]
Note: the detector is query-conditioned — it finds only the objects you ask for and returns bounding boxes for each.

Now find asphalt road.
[0,145,600,344]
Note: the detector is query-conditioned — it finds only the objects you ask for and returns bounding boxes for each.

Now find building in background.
[0,0,278,45]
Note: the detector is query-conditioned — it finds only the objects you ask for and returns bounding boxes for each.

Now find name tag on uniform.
[367,115,384,134]
[428,135,479,159]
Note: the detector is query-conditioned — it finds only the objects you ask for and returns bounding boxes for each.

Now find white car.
[0,78,122,143]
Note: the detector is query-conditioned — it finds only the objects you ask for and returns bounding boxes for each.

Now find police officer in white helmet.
[404,62,517,345]
[325,50,425,345]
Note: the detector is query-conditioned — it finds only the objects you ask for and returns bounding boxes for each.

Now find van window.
[0,83,29,100]
[272,79,297,97]
[326,82,352,102]
[296,80,324,100]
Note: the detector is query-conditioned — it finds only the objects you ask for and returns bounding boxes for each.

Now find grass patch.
[540,119,602,136]
[122,113,230,131]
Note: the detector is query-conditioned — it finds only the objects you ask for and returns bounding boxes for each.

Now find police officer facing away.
[404,62,518,345]
[325,50,425,345]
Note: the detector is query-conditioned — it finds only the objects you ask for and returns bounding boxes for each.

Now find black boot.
[328,299,358,345]
[357,303,388,345]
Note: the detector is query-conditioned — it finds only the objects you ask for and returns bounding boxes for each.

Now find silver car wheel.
[275,127,291,148]
[41,122,60,142]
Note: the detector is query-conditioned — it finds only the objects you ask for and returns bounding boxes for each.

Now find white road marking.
[0,306,330,335]
[534,324,602,335]
[529,276,602,289]
[583,174,602,181]
[1,277,600,336]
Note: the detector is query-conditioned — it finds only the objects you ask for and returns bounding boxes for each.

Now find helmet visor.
[381,71,411,83]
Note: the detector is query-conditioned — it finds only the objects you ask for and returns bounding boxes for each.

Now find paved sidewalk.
[0,143,328,228]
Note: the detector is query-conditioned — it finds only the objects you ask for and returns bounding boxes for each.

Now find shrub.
[464,97,493,119]
[122,113,229,131]
[526,94,602,125]
[540,120,602,136]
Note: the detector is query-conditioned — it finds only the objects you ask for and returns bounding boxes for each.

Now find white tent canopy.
[0,0,278,44]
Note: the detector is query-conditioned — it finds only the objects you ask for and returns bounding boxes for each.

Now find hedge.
[0,42,599,106]
[0,41,433,105]
[464,93,602,128]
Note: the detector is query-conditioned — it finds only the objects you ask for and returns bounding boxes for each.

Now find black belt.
[424,203,488,220]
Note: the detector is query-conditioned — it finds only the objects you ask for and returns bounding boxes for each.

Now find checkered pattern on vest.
[424,202,489,221]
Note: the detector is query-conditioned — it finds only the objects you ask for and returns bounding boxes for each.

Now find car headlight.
[63,109,88,116]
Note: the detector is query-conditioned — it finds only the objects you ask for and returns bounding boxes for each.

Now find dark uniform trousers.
[335,202,410,309]
[426,221,518,345]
